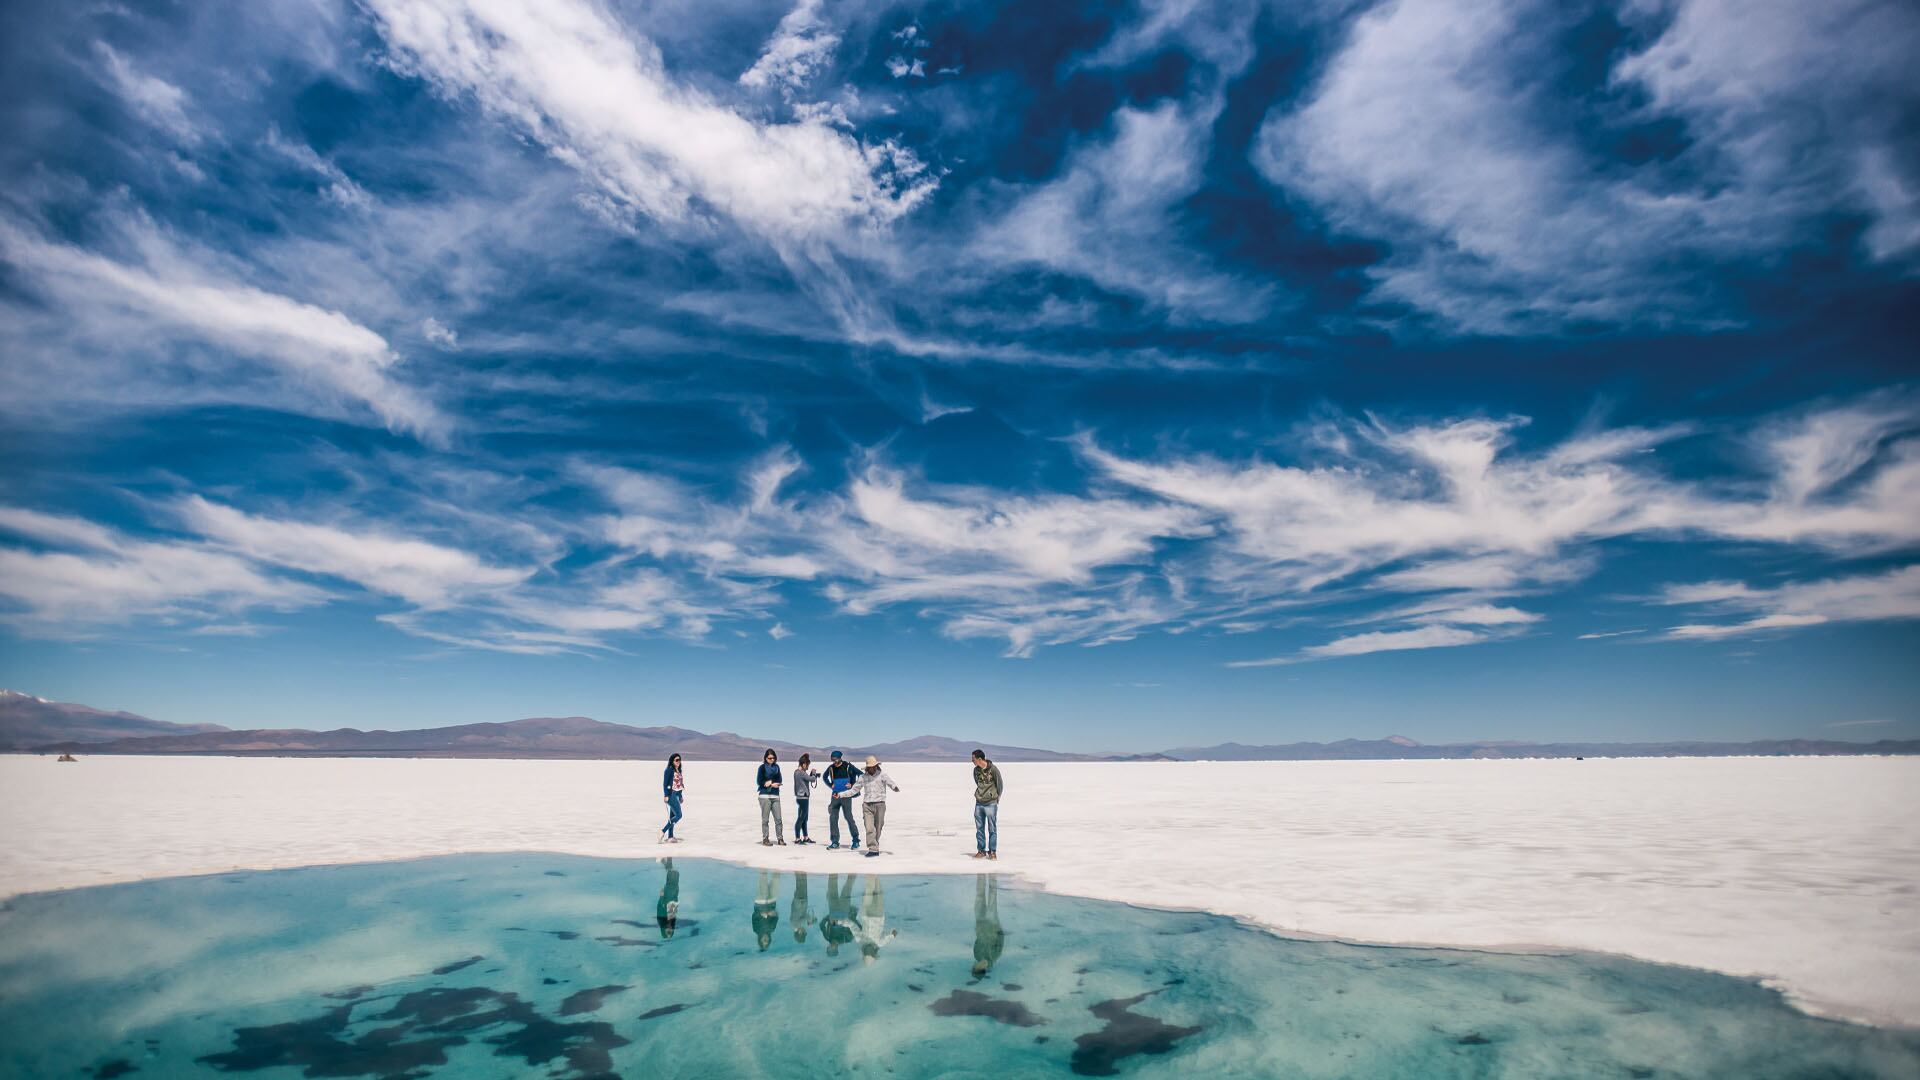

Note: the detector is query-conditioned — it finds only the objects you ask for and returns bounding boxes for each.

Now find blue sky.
[1,0,1916,750]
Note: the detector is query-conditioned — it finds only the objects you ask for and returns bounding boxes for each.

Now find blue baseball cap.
[830,750,843,759]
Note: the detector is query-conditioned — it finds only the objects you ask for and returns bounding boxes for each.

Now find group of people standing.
[657,748,1006,860]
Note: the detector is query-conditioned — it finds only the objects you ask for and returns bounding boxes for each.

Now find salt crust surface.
[2,754,1914,1027]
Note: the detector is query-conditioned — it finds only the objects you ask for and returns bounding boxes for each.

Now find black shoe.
[777,839,787,846]
[761,840,772,847]
[864,850,879,858]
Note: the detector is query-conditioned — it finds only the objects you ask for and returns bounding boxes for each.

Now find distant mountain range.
[3,692,1159,762]
[0,689,229,750]
[6,690,1915,761]
[1159,735,1920,760]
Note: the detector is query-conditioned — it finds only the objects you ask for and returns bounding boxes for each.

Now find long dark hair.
[667,753,682,770]
[763,748,778,762]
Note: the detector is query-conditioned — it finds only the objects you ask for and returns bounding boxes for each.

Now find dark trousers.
[663,792,682,837]
[795,797,811,839]
[828,797,860,845]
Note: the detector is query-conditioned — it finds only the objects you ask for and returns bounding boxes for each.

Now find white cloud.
[739,0,840,97]
[364,0,933,247]
[420,318,459,347]
[263,127,373,210]
[1658,565,1920,640]
[0,217,447,441]
[585,447,1213,658]
[0,508,320,633]
[1674,400,1920,550]
[1255,0,1920,332]
[978,100,1273,322]
[93,43,201,144]
[1612,0,1920,265]
[1230,624,1487,666]
[178,497,528,609]
[1083,416,1668,596]
[1407,604,1540,626]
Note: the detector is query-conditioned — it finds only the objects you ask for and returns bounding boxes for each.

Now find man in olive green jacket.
[970,749,1004,860]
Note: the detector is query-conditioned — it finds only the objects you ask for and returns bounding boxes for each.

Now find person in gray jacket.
[791,753,819,845]
[853,755,900,857]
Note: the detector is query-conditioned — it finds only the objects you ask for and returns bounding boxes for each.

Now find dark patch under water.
[197,984,629,1080]
[1069,991,1203,1077]
[2,854,1917,1079]
[929,989,1047,1028]
[557,985,628,1016]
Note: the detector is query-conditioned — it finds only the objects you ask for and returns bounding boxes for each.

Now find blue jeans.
[974,803,998,853]
[664,792,682,837]
[795,798,811,839]
[829,797,859,846]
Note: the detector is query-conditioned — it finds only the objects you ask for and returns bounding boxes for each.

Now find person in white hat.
[851,755,900,857]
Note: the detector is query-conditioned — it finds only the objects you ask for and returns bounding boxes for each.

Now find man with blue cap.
[822,750,860,849]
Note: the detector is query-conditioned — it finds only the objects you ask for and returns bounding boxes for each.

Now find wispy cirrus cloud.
[1229,624,1490,667]
[0,216,447,441]
[1656,565,1920,640]
[4,394,1915,663]
[177,497,529,609]
[92,42,202,145]
[975,99,1276,324]
[363,0,932,248]
[739,0,840,99]
[0,507,322,634]
[1256,0,1920,333]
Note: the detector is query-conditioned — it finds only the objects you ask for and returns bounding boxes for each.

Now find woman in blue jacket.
[660,753,685,844]
[757,748,786,846]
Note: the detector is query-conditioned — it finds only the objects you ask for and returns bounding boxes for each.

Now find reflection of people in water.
[656,858,680,939]
[971,874,1004,980]
[854,875,899,965]
[789,871,815,944]
[753,869,780,951]
[821,873,857,958]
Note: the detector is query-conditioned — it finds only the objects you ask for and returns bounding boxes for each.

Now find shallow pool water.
[0,853,1914,1078]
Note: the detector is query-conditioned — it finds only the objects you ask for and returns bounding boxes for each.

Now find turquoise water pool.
[0,853,1913,1078]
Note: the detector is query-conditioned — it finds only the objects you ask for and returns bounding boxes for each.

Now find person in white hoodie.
[853,756,900,858]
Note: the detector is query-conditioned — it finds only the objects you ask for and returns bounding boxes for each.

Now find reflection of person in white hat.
[852,755,901,858]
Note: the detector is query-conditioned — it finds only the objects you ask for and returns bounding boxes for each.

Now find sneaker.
[826,843,840,850]
[988,852,997,860]
[970,851,987,859]
[761,840,772,847]
[777,839,787,846]
[864,850,879,858]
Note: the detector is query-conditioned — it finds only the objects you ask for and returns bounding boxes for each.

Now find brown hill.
[1,689,228,751]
